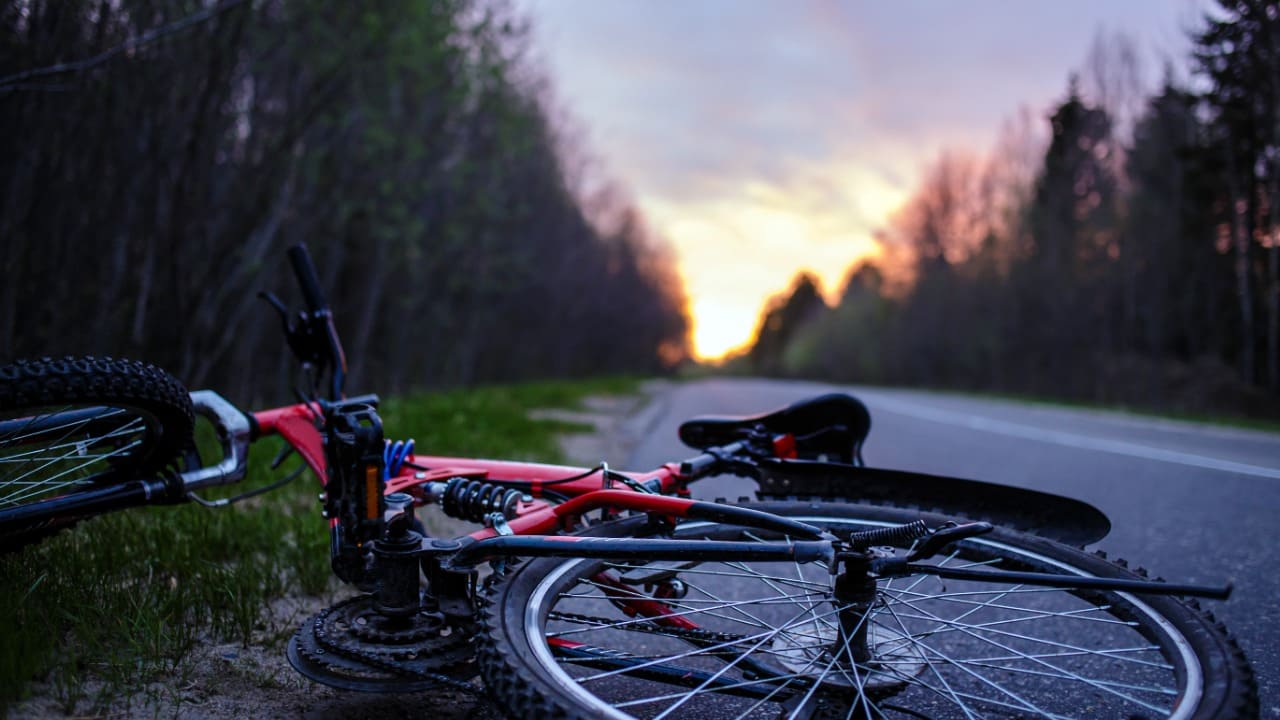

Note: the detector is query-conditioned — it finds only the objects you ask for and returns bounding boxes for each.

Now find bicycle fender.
[754,459,1110,546]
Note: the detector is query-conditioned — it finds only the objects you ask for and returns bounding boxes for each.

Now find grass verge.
[0,377,638,715]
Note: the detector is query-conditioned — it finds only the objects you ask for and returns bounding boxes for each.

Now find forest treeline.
[745,1,1280,419]
[0,0,689,405]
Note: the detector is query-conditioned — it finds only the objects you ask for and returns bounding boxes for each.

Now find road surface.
[621,377,1280,716]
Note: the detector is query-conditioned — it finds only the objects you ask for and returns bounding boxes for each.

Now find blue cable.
[383,438,415,480]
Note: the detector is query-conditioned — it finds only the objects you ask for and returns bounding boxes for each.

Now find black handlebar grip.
[679,452,719,477]
[678,440,746,477]
[288,244,328,313]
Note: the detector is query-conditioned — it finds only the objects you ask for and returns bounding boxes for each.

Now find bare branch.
[0,0,249,94]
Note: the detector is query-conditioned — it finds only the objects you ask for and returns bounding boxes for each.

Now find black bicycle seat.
[678,393,871,465]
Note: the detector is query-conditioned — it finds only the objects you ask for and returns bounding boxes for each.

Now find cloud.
[518,0,1207,357]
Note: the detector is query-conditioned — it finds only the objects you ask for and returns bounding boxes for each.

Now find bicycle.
[0,245,1257,719]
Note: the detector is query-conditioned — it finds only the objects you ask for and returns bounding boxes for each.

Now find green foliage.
[782,288,889,382]
[0,377,635,712]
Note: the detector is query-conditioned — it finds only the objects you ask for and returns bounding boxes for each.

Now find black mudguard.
[754,458,1110,546]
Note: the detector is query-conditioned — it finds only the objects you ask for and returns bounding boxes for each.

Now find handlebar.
[679,440,749,477]
[288,244,329,315]
[281,243,348,399]
[177,391,253,492]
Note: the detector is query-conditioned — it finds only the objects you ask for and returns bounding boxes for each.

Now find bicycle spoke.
[786,597,877,720]
[889,591,1171,670]
[960,658,1178,695]
[2,409,131,484]
[1,407,127,445]
[605,560,831,592]
[610,670,818,709]
[878,582,1038,718]
[508,509,1208,720]
[2,409,145,486]
[646,599,833,719]
[549,584,831,640]
[882,587,1138,627]
[684,568,826,649]
[569,599,833,685]
[11,417,142,461]
[885,586,1175,713]
[733,626,839,719]
[1,437,141,506]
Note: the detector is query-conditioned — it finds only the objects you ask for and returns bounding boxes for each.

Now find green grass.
[0,377,638,714]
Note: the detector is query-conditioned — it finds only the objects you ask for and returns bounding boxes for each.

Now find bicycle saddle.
[678,393,871,465]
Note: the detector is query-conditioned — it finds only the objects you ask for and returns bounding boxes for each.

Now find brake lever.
[259,290,332,376]
[867,521,993,577]
[906,521,993,562]
[259,291,292,328]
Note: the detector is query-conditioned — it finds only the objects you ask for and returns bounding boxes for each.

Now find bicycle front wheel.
[0,356,193,550]
[478,502,1255,719]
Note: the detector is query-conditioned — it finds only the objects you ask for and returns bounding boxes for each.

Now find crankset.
[286,594,478,693]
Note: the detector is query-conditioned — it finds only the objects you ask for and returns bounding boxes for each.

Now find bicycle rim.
[490,506,1227,719]
[0,403,160,508]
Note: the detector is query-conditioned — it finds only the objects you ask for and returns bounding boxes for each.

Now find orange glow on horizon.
[685,250,883,362]
[642,166,903,363]
[688,296,759,362]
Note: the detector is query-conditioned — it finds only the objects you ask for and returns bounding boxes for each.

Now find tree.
[1125,77,1229,362]
[748,274,827,376]
[1016,80,1120,394]
[1193,0,1280,388]
[783,262,894,383]
[0,0,690,402]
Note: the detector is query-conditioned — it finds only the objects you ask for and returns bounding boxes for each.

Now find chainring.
[287,594,478,693]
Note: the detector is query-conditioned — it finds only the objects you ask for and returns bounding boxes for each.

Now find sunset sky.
[520,1,1209,360]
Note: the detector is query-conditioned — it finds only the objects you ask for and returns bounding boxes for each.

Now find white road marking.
[864,395,1280,480]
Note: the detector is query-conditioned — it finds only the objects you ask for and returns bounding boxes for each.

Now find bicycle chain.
[547,610,747,646]
[294,595,483,696]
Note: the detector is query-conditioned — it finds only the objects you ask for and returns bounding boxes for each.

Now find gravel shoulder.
[8,382,672,720]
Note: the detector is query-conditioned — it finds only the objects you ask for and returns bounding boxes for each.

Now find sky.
[519,0,1210,360]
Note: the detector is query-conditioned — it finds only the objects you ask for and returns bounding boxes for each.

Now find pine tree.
[1193,0,1280,388]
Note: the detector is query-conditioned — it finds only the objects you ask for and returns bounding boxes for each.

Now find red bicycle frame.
[253,401,803,546]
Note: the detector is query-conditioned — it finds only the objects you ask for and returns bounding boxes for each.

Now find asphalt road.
[623,377,1280,717]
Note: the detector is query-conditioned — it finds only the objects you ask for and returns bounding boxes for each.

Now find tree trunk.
[350,230,389,394]
[1268,168,1279,391]
[1225,149,1256,384]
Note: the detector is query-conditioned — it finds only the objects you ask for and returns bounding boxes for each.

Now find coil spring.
[441,477,522,522]
[847,519,928,550]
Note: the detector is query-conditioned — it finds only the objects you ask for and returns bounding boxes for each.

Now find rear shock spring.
[440,478,523,522]
[847,520,928,550]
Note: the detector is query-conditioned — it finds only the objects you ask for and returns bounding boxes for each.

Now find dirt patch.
[9,591,497,720]
[7,383,669,720]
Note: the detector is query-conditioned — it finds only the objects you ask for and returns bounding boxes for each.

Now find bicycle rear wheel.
[0,356,193,550]
[478,502,1255,719]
